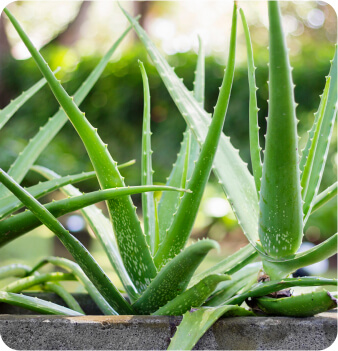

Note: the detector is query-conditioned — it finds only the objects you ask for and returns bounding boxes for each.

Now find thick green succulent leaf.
[0,168,133,314]
[0,76,48,131]
[31,165,139,303]
[0,183,186,245]
[153,274,230,316]
[301,76,331,200]
[300,47,337,173]
[121,6,261,254]
[157,131,190,243]
[255,290,337,317]
[205,262,262,307]
[225,276,337,306]
[43,282,85,314]
[4,8,156,292]
[311,182,337,214]
[0,23,132,199]
[0,264,32,280]
[139,61,156,254]
[157,38,204,244]
[0,291,83,316]
[132,239,219,314]
[0,171,96,219]
[302,48,337,223]
[0,160,134,219]
[153,3,238,268]
[2,272,75,293]
[240,8,262,195]
[30,256,118,315]
[189,243,258,288]
[259,2,303,258]
[167,305,254,351]
[262,233,337,279]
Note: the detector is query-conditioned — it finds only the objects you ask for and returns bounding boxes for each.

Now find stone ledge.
[0,312,337,350]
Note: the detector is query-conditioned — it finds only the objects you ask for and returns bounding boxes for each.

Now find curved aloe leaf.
[0,75,49,130]
[225,276,337,306]
[154,274,230,316]
[0,183,187,245]
[300,47,337,173]
[301,77,331,199]
[139,61,156,254]
[205,262,262,307]
[121,5,261,254]
[153,3,238,268]
[30,257,118,315]
[2,272,75,293]
[254,290,337,317]
[4,8,157,292]
[0,168,133,314]
[0,291,83,315]
[43,282,85,314]
[302,48,337,223]
[157,38,204,245]
[133,239,219,314]
[0,264,32,280]
[0,171,96,219]
[0,23,132,199]
[31,165,139,303]
[311,182,337,214]
[168,305,254,351]
[240,8,262,195]
[259,1,303,258]
[189,243,258,288]
[0,160,134,219]
[262,233,337,279]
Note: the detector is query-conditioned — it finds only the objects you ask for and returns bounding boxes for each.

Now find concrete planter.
[0,293,337,350]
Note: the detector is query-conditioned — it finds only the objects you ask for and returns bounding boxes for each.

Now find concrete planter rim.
[0,292,337,350]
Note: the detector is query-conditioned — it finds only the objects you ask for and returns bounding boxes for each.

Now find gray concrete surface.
[0,311,336,350]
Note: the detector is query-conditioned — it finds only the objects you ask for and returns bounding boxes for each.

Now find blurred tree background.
[0,1,336,285]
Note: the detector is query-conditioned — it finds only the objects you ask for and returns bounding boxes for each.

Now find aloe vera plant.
[0,0,243,325]
[0,2,337,350]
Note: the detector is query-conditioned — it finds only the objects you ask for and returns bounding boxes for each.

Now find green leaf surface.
[205,262,262,307]
[311,182,337,214]
[240,8,262,195]
[139,61,156,255]
[153,3,239,268]
[31,165,139,303]
[302,48,337,223]
[0,183,186,246]
[132,239,219,314]
[30,256,118,315]
[0,291,83,315]
[255,290,337,317]
[43,282,85,314]
[0,21,131,198]
[154,274,230,316]
[4,8,157,292]
[0,76,48,131]
[168,305,254,351]
[157,38,203,245]
[259,2,303,258]
[189,243,258,288]
[2,272,75,293]
[262,233,337,279]
[0,168,133,314]
[0,171,96,219]
[225,276,337,306]
[0,264,32,280]
[121,6,260,254]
